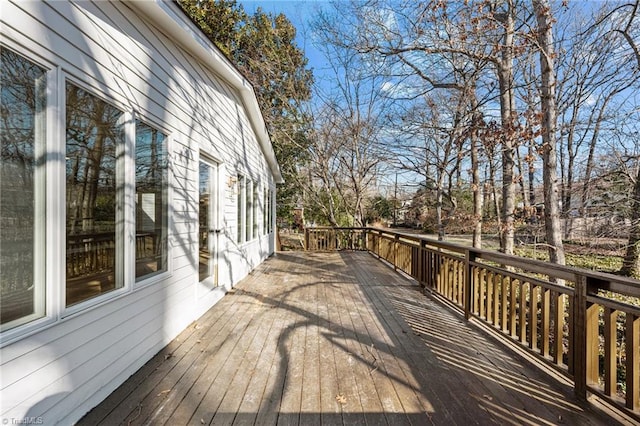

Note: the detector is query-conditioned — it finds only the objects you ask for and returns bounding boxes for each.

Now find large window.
[0,48,47,330]
[66,83,124,306]
[1,43,184,338]
[237,177,257,242]
[135,121,168,281]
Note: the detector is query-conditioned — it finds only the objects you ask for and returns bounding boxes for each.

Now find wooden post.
[553,292,565,365]
[304,228,309,251]
[363,228,368,251]
[603,307,617,397]
[464,250,475,320]
[426,245,432,290]
[393,234,399,271]
[573,275,587,399]
[541,289,550,357]
[626,313,639,410]
[573,275,599,400]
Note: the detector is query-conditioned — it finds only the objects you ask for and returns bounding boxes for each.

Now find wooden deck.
[79,251,617,425]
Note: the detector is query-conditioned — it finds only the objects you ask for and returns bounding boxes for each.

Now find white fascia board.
[128,0,284,183]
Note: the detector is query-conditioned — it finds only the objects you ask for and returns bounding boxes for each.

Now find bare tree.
[533,0,565,265]
[304,9,392,227]
[614,0,640,277]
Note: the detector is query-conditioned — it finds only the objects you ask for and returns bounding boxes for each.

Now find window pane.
[0,48,46,329]
[246,179,252,241]
[135,121,167,280]
[237,175,244,243]
[66,84,123,306]
[253,182,258,238]
[199,162,210,282]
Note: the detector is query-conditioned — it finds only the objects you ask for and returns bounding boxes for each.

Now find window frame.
[246,177,253,242]
[132,117,172,288]
[0,46,53,337]
[236,174,245,244]
[61,77,130,315]
[0,41,179,345]
[252,181,259,239]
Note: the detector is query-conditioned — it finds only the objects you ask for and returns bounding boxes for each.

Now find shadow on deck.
[78,251,619,425]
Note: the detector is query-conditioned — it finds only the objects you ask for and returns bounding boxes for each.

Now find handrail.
[304,226,640,419]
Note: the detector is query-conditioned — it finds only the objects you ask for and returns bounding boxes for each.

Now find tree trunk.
[498,1,516,255]
[534,0,566,266]
[436,186,444,241]
[470,91,483,248]
[621,166,640,278]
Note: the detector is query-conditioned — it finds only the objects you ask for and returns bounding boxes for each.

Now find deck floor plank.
[323,264,367,426]
[298,258,322,426]
[78,251,616,426]
[90,293,238,425]
[316,272,344,426]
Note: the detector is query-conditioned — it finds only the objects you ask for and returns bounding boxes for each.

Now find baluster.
[493,273,500,326]
[486,271,494,324]
[626,313,639,410]
[501,275,508,332]
[603,307,617,398]
[473,265,480,315]
[510,279,518,338]
[520,282,528,344]
[553,292,565,365]
[479,269,486,320]
[541,288,551,358]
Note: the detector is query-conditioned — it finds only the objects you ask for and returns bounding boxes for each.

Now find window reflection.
[135,121,168,280]
[66,84,123,306]
[237,175,244,243]
[199,162,210,282]
[246,178,252,241]
[0,47,46,329]
[253,182,258,238]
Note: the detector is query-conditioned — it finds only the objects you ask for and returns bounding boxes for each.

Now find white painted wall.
[0,1,278,424]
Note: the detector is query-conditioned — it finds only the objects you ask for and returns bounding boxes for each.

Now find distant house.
[0,1,281,423]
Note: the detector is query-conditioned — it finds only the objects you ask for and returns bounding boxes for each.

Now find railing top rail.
[306,226,640,298]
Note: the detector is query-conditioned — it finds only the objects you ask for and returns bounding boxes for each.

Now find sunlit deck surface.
[79,251,614,425]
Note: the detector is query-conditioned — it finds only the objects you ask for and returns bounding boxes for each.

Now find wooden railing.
[67,232,160,279]
[304,226,640,418]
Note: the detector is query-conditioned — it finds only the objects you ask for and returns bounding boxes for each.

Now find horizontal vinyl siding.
[0,0,276,424]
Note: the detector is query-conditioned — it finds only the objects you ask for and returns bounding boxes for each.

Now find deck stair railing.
[304,226,640,419]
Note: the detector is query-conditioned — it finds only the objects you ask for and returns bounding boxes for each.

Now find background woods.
[180,0,640,277]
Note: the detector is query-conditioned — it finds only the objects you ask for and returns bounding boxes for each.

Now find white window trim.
[131,115,174,289]
[61,76,130,317]
[0,46,58,345]
[237,174,245,244]
[197,151,222,290]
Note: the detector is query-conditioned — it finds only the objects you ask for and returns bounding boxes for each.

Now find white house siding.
[0,1,279,424]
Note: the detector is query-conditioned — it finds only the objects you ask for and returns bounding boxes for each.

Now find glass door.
[198,159,218,285]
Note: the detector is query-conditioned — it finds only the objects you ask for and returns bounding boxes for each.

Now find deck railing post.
[464,249,476,320]
[363,228,368,251]
[626,313,639,410]
[573,274,587,399]
[393,235,399,271]
[573,274,600,401]
[420,240,427,287]
[304,228,309,251]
